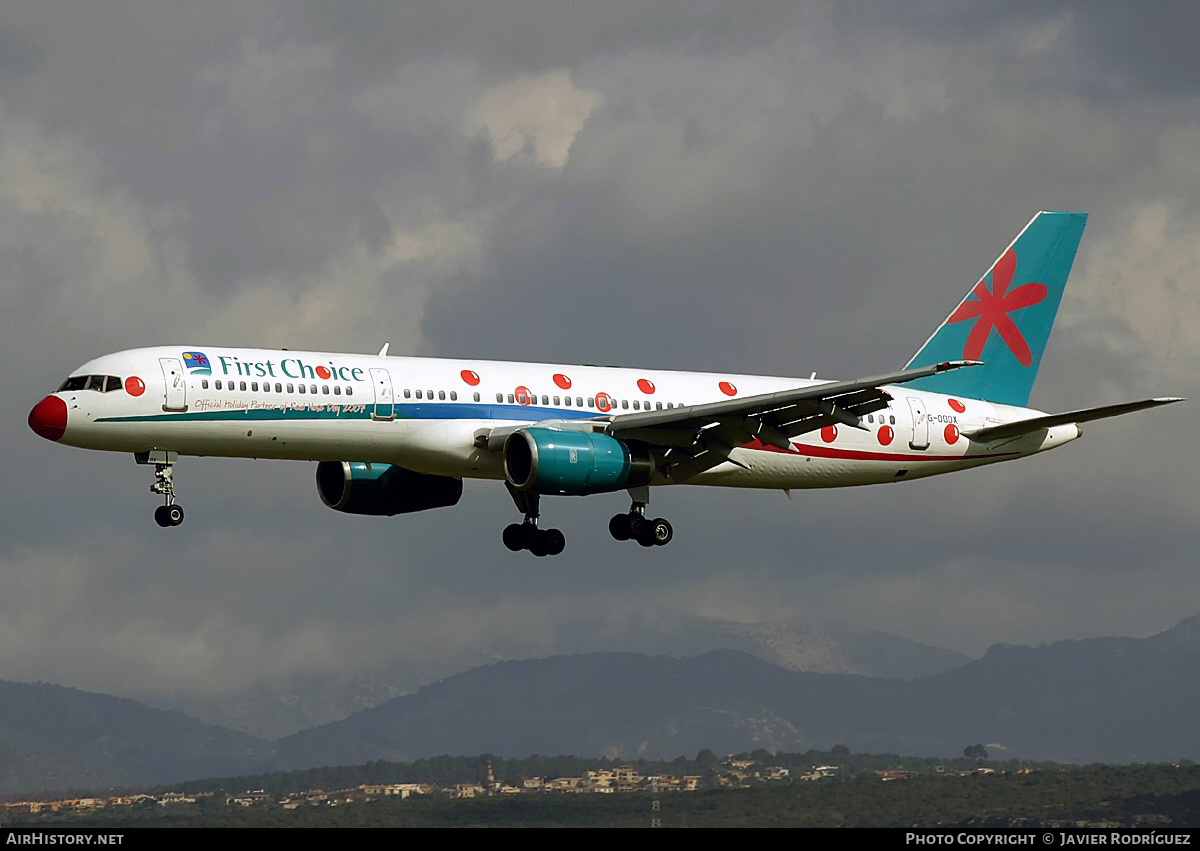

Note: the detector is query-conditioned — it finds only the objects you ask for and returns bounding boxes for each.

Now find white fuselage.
[45,346,1079,490]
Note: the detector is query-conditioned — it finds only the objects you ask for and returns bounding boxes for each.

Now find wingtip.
[935,360,984,372]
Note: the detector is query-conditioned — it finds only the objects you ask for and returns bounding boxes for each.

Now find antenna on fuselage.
[377,343,390,357]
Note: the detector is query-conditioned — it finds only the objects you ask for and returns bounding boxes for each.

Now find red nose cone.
[29,395,67,441]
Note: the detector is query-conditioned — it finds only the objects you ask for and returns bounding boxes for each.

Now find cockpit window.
[57,374,124,393]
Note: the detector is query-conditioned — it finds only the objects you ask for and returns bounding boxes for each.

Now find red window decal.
[719,381,737,396]
[553,373,572,389]
[461,369,481,386]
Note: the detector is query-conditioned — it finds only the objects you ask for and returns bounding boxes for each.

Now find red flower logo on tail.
[948,249,1046,366]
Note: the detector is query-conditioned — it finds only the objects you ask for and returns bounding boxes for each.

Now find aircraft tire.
[502,523,526,551]
[166,505,185,526]
[154,506,171,527]
[650,518,672,546]
[609,514,631,541]
[529,533,550,557]
[544,529,566,556]
[627,513,646,539]
[636,528,657,547]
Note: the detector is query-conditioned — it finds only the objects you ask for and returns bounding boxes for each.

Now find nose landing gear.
[137,450,185,527]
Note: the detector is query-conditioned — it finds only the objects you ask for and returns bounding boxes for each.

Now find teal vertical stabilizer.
[904,211,1087,407]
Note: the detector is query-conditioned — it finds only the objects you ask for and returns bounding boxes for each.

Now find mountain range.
[1,615,1196,797]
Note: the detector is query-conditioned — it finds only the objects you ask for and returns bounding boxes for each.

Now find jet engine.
[503,428,652,496]
[316,461,462,516]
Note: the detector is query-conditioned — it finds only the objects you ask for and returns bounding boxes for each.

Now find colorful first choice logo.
[182,351,211,375]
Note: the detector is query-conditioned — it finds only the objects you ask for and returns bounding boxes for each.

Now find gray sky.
[2,1,1198,703]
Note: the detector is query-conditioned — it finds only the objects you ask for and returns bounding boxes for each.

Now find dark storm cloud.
[831,0,1200,99]
[1,2,1197,702]
[286,0,809,81]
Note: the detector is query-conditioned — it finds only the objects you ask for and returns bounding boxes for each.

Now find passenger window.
[333,386,341,395]
[215,380,223,390]
[564,396,572,406]
[322,385,330,395]
[473,392,480,402]
[439,390,446,401]
[656,402,662,410]
[554,396,560,405]
[540,395,547,405]
[299,384,306,394]
[310,385,316,394]
[890,415,895,425]
[202,379,209,389]
[415,390,423,399]
[496,393,503,403]
[450,391,457,401]
[346,387,353,396]
[587,397,595,407]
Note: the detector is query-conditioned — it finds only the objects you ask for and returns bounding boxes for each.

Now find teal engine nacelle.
[504,428,653,496]
[316,461,463,516]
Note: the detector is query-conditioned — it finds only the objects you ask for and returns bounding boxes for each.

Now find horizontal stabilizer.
[963,397,1184,442]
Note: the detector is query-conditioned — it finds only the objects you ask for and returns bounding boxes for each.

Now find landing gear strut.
[137,450,185,527]
[609,487,672,547]
[503,483,566,557]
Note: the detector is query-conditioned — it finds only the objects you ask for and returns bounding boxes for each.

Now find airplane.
[27,211,1182,556]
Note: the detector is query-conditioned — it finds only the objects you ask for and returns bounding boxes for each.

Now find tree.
[963,744,989,761]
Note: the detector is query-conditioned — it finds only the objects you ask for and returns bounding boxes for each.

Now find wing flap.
[604,359,980,482]
[607,360,979,441]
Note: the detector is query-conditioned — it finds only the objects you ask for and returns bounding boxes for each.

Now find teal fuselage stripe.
[95,403,602,424]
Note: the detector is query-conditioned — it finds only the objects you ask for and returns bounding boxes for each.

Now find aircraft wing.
[474,361,980,480]
[961,397,1184,443]
[602,360,981,482]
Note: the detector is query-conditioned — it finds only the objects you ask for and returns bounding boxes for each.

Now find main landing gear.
[503,484,566,557]
[137,450,185,528]
[608,497,673,548]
